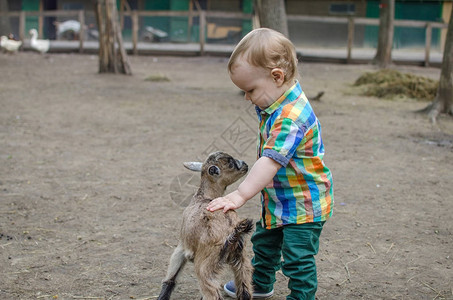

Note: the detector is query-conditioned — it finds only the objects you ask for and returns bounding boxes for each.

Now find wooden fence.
[287,15,448,67]
[0,9,448,66]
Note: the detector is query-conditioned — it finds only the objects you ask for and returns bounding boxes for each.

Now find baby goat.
[158,152,254,300]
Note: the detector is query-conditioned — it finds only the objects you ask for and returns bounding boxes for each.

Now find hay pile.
[354,69,438,101]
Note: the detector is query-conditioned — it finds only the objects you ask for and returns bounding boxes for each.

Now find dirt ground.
[1,52,452,300]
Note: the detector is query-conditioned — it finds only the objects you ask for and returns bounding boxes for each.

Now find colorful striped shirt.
[256,81,333,229]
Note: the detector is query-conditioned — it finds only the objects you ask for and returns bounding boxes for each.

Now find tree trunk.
[373,0,394,68]
[94,0,132,75]
[424,5,453,122]
[0,0,11,36]
[256,0,288,37]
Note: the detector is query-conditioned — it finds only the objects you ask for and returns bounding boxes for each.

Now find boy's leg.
[251,221,283,293]
[281,222,324,300]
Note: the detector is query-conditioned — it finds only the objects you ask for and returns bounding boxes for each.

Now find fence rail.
[0,9,448,66]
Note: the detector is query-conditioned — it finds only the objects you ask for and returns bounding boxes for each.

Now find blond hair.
[228,28,299,83]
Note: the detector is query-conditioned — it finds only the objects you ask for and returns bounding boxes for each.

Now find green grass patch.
[145,74,170,82]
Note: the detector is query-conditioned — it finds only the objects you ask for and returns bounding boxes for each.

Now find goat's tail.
[219,218,254,262]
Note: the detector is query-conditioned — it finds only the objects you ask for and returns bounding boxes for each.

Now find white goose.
[29,28,50,54]
[0,36,22,53]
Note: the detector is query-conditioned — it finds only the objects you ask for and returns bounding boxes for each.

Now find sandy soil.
[1,52,452,300]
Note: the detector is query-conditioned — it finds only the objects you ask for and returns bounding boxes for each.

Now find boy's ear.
[271,68,285,86]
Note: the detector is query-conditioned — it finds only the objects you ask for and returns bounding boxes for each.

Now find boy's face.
[229,59,283,110]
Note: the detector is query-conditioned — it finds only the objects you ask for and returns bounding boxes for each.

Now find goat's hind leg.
[229,251,253,300]
[157,244,187,300]
[195,258,223,300]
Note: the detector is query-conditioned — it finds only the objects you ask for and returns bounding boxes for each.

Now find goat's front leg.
[157,244,187,300]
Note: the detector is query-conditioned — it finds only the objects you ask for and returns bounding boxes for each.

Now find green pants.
[251,221,324,300]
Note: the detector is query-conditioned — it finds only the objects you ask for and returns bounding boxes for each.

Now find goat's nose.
[236,159,245,169]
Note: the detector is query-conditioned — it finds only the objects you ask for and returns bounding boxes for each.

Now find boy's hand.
[206,190,247,213]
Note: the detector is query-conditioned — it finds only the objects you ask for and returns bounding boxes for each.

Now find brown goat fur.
[157,152,254,300]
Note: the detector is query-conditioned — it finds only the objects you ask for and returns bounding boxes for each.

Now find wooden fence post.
[188,0,193,42]
[199,10,205,56]
[347,16,355,63]
[78,10,85,53]
[132,10,138,55]
[38,1,43,37]
[424,22,432,67]
[19,11,25,41]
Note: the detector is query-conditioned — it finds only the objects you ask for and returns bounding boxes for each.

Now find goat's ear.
[208,165,221,176]
[183,162,202,172]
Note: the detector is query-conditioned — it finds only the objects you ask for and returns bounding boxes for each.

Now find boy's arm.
[206,156,281,213]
